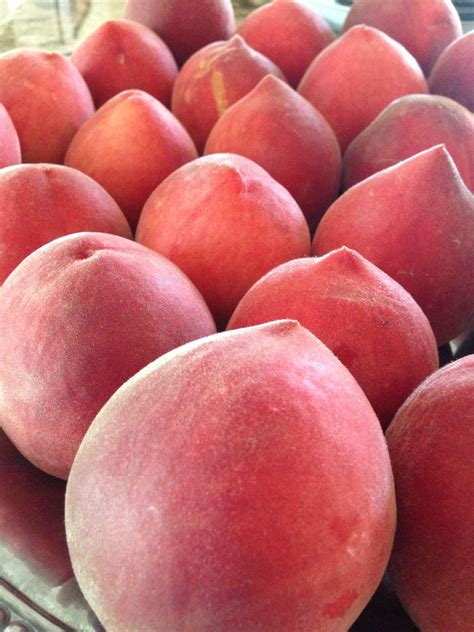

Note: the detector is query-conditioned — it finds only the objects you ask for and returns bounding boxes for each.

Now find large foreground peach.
[66,320,396,631]
[237,0,335,87]
[386,356,474,631]
[71,19,178,108]
[171,35,285,153]
[0,104,21,168]
[135,153,311,328]
[0,48,94,163]
[123,0,235,66]
[0,163,131,284]
[65,89,198,230]
[429,31,474,112]
[297,25,427,152]
[228,248,439,429]
[204,75,342,231]
[313,146,474,345]
[0,232,216,479]
[343,94,474,192]
[343,0,462,75]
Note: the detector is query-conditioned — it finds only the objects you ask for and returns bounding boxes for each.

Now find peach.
[228,248,438,429]
[0,163,132,285]
[0,232,216,479]
[429,31,474,112]
[297,25,428,152]
[0,104,21,168]
[313,145,474,346]
[65,89,198,230]
[123,0,235,66]
[66,320,396,631]
[386,355,474,631]
[71,19,178,108]
[343,94,474,192]
[343,0,462,76]
[135,153,311,328]
[171,35,285,154]
[0,430,72,585]
[237,0,335,87]
[204,75,342,231]
[0,48,94,163]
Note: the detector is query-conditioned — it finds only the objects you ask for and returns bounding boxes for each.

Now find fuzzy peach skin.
[237,0,335,88]
[343,0,462,76]
[0,163,132,285]
[65,320,396,632]
[313,145,474,346]
[429,31,474,112]
[0,104,21,168]
[228,248,439,429]
[171,34,285,154]
[135,153,311,329]
[123,0,235,66]
[386,356,474,632]
[343,94,474,192]
[204,75,341,231]
[64,89,198,230]
[0,232,216,479]
[71,19,178,108]
[0,48,94,163]
[0,430,72,585]
[297,25,428,152]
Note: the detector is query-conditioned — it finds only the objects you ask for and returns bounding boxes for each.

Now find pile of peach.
[0,0,473,630]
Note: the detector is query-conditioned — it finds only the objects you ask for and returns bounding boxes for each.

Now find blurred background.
[0,1,471,55]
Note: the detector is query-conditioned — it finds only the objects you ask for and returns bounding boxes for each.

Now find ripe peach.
[65,89,198,230]
[123,0,235,66]
[386,355,474,631]
[237,0,335,87]
[429,31,474,112]
[228,248,439,429]
[0,232,216,479]
[343,0,462,75]
[71,19,178,108]
[66,320,396,631]
[0,104,21,168]
[0,48,94,163]
[135,153,311,328]
[204,75,342,231]
[171,35,285,154]
[0,163,132,285]
[313,145,474,346]
[343,94,474,192]
[297,25,428,152]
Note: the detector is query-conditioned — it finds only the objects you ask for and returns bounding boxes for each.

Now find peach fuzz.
[0,232,216,479]
[204,75,342,231]
[237,0,335,87]
[71,19,178,108]
[65,89,198,230]
[429,31,474,112]
[0,48,94,163]
[171,34,285,154]
[66,320,396,631]
[228,248,439,429]
[123,0,235,66]
[343,0,462,76]
[343,94,474,192]
[0,104,21,168]
[313,145,474,346]
[0,163,131,285]
[386,356,474,631]
[297,25,428,152]
[135,153,311,329]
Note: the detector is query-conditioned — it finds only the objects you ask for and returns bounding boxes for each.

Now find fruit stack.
[0,1,472,630]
